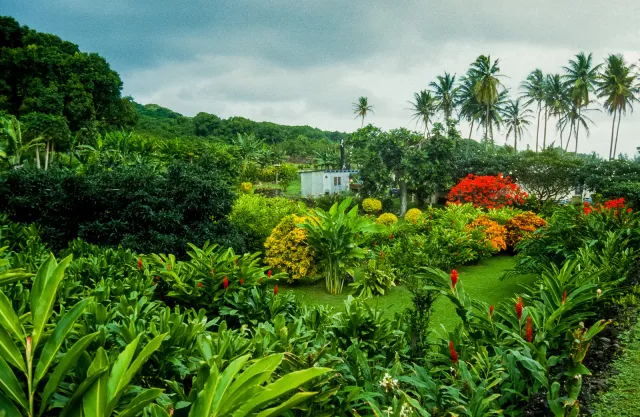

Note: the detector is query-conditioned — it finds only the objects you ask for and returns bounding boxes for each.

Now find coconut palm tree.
[562,104,595,153]
[502,98,533,153]
[456,76,483,139]
[408,90,438,137]
[429,72,457,121]
[563,52,601,154]
[520,69,546,152]
[543,74,570,150]
[596,54,638,159]
[477,89,509,147]
[467,55,504,141]
[352,96,374,128]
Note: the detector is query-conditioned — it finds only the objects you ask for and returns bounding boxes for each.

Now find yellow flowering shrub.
[467,216,507,252]
[404,208,423,224]
[376,212,398,226]
[362,198,382,214]
[505,212,546,248]
[264,214,317,281]
[239,182,253,194]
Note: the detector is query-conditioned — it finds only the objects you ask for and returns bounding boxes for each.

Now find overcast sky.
[3,0,639,157]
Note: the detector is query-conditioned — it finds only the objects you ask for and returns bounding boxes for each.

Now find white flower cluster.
[385,403,411,417]
[379,372,399,392]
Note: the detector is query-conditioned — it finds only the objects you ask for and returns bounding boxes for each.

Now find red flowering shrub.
[447,174,528,209]
[584,198,630,216]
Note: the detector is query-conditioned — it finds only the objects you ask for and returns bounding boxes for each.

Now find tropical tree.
[0,115,42,167]
[408,90,438,138]
[232,132,264,166]
[543,74,570,150]
[352,96,374,128]
[467,55,504,141]
[596,54,638,159]
[456,77,483,139]
[563,52,601,154]
[429,72,457,121]
[477,89,509,148]
[502,98,533,153]
[520,69,546,152]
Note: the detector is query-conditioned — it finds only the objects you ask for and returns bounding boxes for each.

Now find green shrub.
[229,193,297,252]
[362,198,382,214]
[376,212,398,226]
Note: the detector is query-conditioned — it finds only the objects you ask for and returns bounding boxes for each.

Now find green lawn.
[277,255,537,337]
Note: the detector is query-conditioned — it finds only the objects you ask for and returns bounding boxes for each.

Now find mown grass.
[592,316,640,417]
[277,255,537,335]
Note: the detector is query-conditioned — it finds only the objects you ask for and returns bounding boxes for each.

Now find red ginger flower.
[274,285,279,295]
[239,278,244,285]
[562,291,567,305]
[198,282,203,288]
[450,270,458,289]
[267,270,273,278]
[223,276,229,289]
[489,305,494,319]
[137,258,143,270]
[526,316,533,342]
[449,341,459,364]
[516,297,524,320]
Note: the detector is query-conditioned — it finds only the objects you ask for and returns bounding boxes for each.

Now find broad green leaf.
[0,391,22,417]
[254,392,317,417]
[225,354,282,404]
[34,298,93,386]
[0,355,27,412]
[106,336,140,405]
[0,271,31,287]
[0,325,25,372]
[118,388,164,417]
[148,404,172,417]
[82,348,110,417]
[38,332,100,417]
[59,364,109,416]
[31,255,72,352]
[0,291,24,342]
[189,362,223,417]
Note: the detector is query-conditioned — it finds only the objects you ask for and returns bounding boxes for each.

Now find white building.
[299,170,358,197]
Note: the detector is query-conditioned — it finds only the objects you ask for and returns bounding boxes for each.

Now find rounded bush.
[239,182,253,194]
[264,214,317,280]
[404,208,423,224]
[362,198,382,214]
[376,212,398,226]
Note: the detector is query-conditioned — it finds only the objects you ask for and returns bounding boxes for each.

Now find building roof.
[299,169,360,174]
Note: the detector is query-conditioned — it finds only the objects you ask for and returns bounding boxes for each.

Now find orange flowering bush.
[264,214,317,281]
[505,212,546,248]
[447,174,528,209]
[467,216,507,252]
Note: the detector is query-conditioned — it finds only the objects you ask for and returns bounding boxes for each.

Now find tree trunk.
[361,117,364,128]
[559,124,564,151]
[35,146,41,169]
[535,104,541,152]
[565,120,573,152]
[542,108,548,150]
[574,118,580,154]
[613,108,622,159]
[399,179,408,217]
[609,110,617,159]
[486,102,490,141]
[44,141,50,170]
[339,138,345,170]
[468,120,474,140]
[513,131,517,154]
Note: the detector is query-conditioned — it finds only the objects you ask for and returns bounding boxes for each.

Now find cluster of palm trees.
[353,53,639,158]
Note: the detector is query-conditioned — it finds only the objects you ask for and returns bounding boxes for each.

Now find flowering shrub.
[239,182,253,193]
[467,216,507,251]
[404,208,423,224]
[264,214,317,280]
[447,174,528,209]
[583,197,631,216]
[505,211,546,248]
[485,207,523,224]
[376,212,399,226]
[362,198,382,214]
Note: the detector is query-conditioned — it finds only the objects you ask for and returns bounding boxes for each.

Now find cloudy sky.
[3,0,639,157]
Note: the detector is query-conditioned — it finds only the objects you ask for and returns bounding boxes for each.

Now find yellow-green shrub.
[404,208,423,224]
[362,198,382,214]
[376,212,398,226]
[264,214,317,281]
[239,182,253,194]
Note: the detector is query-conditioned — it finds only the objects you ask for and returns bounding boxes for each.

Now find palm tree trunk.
[339,138,345,170]
[514,131,517,154]
[609,110,617,159]
[468,120,474,140]
[535,105,541,152]
[574,118,580,154]
[44,141,50,170]
[565,120,573,152]
[613,108,622,159]
[35,146,41,169]
[486,103,490,140]
[399,179,408,217]
[559,125,564,151]
[542,107,548,150]
[361,117,364,128]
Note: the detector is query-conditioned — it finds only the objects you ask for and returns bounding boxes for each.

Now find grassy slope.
[278,255,536,336]
[592,317,640,417]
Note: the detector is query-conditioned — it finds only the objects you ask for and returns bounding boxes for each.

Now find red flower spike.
[198,282,203,288]
[389,234,394,239]
[267,270,273,278]
[489,305,494,319]
[137,258,143,270]
[449,341,459,364]
[450,270,458,289]
[274,285,279,295]
[516,297,524,320]
[526,316,533,342]
[239,278,244,285]
[562,291,567,305]
[223,276,229,289]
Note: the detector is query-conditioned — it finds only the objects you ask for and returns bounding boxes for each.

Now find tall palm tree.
[352,96,374,128]
[543,74,570,150]
[502,98,533,153]
[562,104,595,153]
[596,54,638,159]
[456,76,483,139]
[563,52,601,154]
[467,55,503,141]
[408,90,438,137]
[429,72,457,121]
[477,89,509,144]
[520,69,546,152]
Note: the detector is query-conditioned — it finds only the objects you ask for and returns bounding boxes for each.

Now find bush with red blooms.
[447,174,528,209]
[583,197,631,216]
